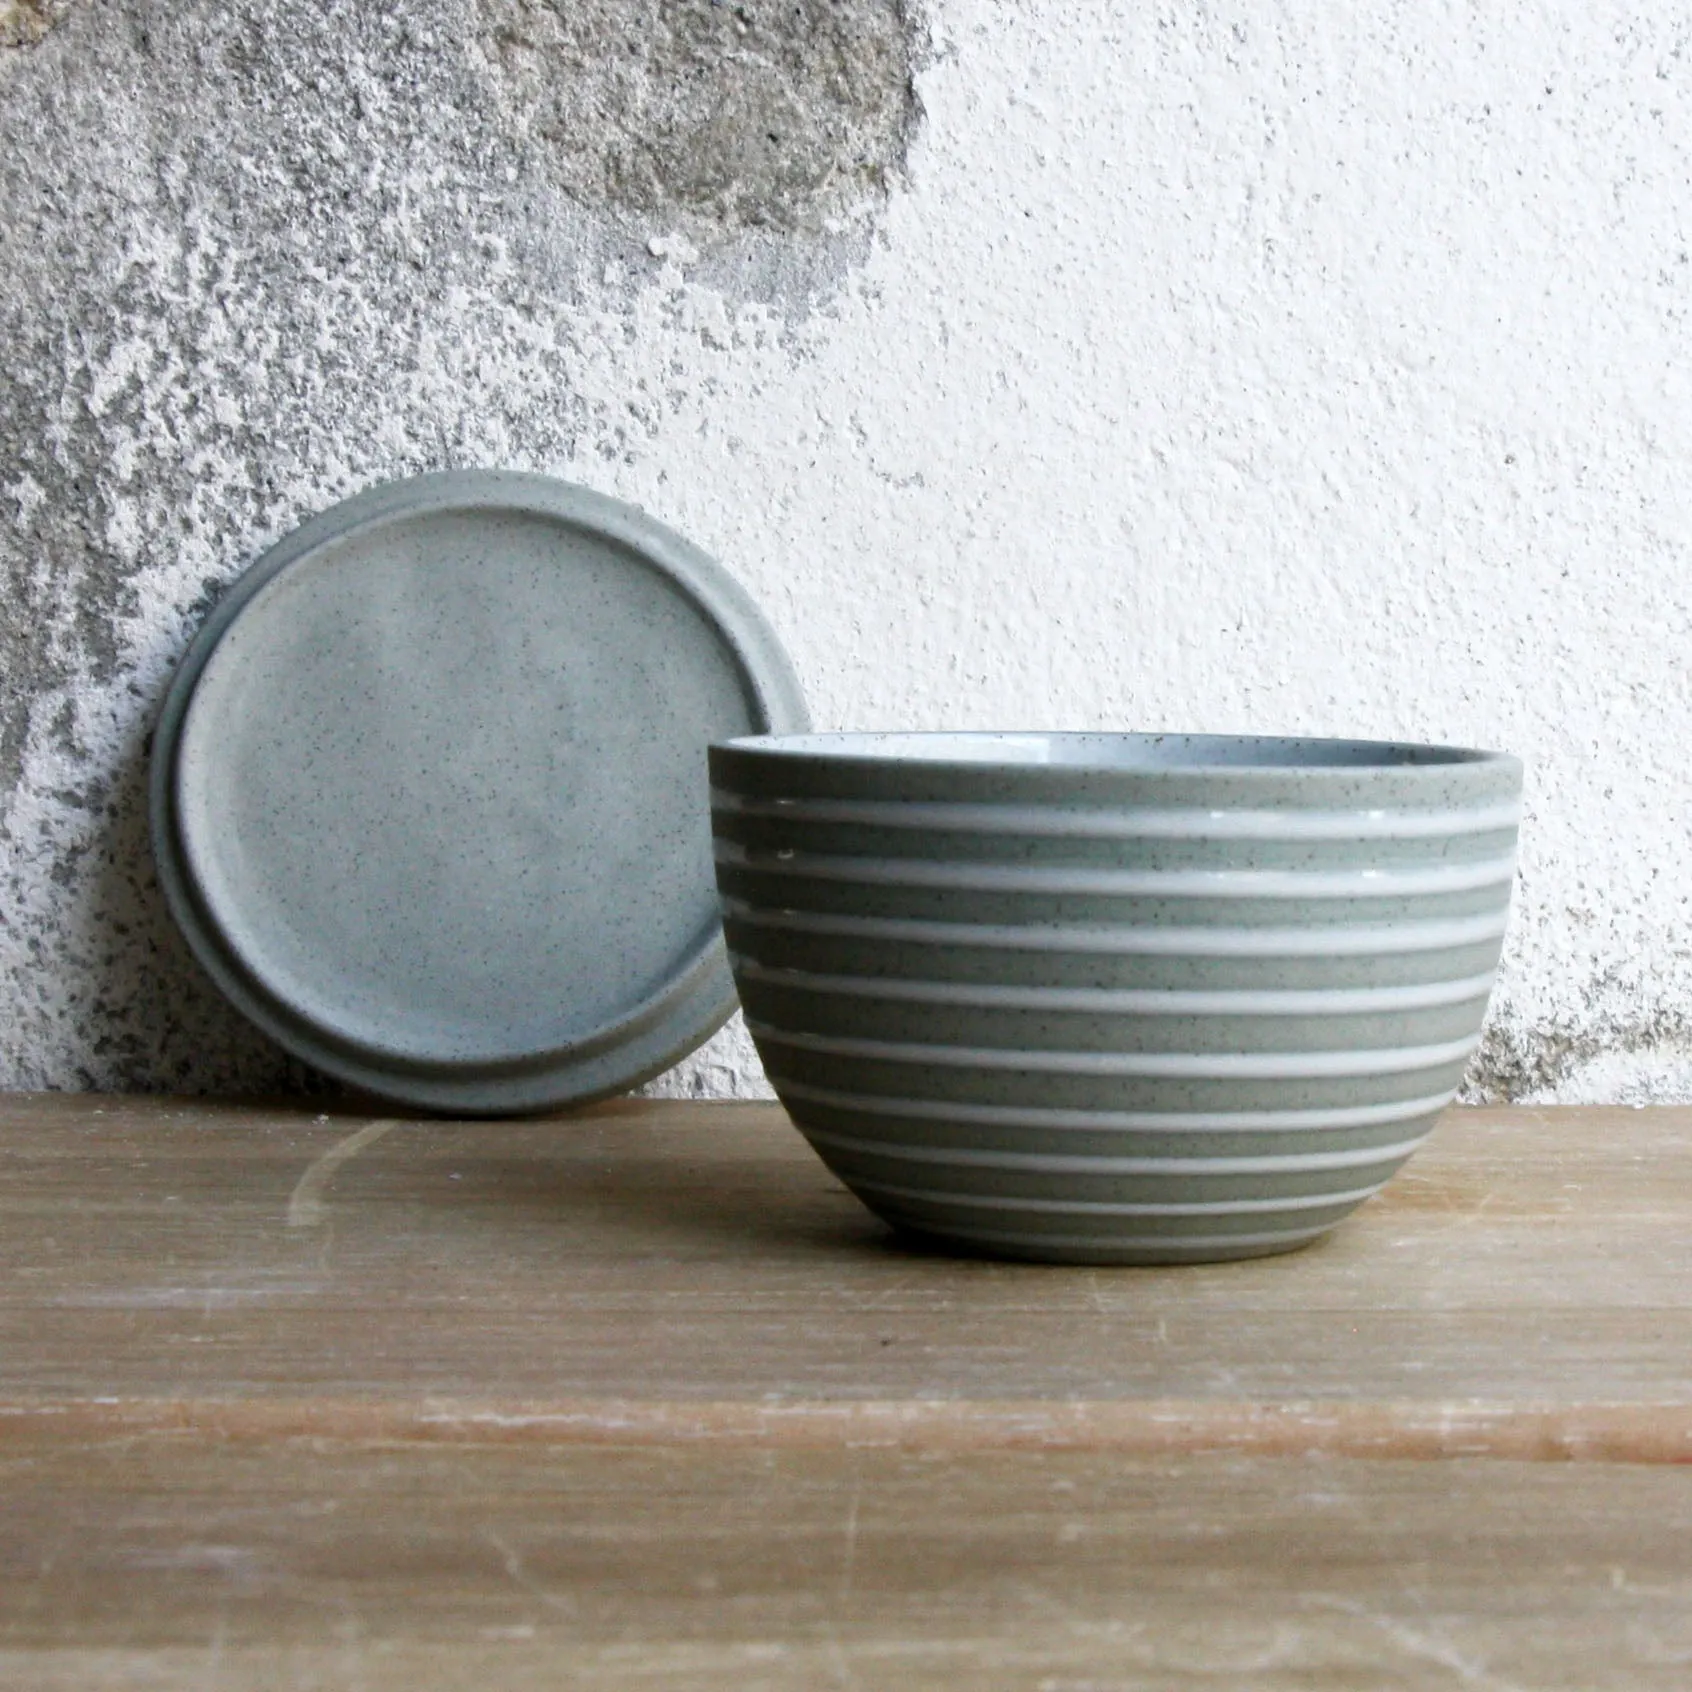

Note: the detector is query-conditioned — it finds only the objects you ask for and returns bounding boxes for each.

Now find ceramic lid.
[150,471,808,1114]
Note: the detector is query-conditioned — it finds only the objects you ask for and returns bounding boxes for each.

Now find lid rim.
[149,470,807,1116]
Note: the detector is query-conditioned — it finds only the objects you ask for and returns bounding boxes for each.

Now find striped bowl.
[710,732,1522,1264]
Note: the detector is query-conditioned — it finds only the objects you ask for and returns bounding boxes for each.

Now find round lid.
[150,471,808,1113]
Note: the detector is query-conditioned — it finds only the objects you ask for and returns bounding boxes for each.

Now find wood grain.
[4,1095,1692,1687]
[7,1440,1692,1690]
[7,1095,1692,1417]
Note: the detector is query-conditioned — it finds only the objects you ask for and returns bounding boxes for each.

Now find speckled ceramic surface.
[711,732,1522,1264]
[151,471,808,1114]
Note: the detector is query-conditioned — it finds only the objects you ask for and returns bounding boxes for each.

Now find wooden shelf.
[5,1095,1692,1687]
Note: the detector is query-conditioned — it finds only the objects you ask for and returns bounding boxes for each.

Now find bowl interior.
[719,732,1505,771]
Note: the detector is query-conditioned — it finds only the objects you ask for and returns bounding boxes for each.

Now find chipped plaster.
[3,0,1691,1106]
[473,0,917,232]
[0,0,83,54]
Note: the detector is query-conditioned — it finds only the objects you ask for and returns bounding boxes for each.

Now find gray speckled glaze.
[151,471,808,1114]
[711,732,1522,1264]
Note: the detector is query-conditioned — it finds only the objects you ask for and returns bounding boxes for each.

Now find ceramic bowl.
[710,732,1521,1264]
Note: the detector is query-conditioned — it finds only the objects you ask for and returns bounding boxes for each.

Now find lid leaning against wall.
[150,470,808,1114]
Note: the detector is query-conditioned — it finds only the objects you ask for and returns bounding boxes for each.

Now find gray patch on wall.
[0,0,919,1092]
[1463,984,1692,1104]
[475,0,916,232]
[0,0,83,52]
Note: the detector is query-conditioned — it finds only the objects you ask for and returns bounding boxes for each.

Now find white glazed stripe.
[773,1077,1455,1134]
[712,791,1523,841]
[733,957,1498,1016]
[715,842,1518,899]
[721,898,1510,956]
[839,1175,1388,1216]
[796,1124,1430,1175]
[748,1022,1481,1078]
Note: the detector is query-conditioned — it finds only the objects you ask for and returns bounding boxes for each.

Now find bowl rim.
[712,730,1519,777]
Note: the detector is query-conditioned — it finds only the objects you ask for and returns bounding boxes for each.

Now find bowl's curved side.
[711,741,1521,1264]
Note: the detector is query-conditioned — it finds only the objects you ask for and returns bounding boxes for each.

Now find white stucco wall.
[4,0,1690,1102]
[633,1,1692,1104]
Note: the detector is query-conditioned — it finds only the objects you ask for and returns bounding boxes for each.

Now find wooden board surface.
[4,1095,1692,1687]
[8,1441,1692,1690]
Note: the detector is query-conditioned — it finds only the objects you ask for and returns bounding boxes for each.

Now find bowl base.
[881,1218,1340,1267]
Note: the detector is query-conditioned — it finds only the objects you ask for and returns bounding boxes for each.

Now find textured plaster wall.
[2,0,1690,1104]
